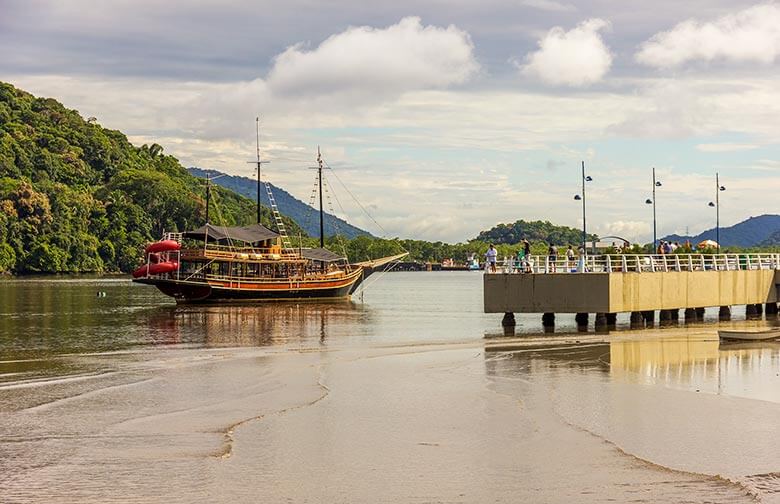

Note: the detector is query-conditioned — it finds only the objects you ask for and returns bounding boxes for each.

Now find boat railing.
[488,253,780,274]
[181,245,303,262]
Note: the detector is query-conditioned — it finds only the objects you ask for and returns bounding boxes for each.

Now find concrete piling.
[542,312,555,327]
[606,313,618,326]
[695,307,705,321]
[501,312,516,327]
[719,306,731,320]
[684,308,696,322]
[746,304,759,318]
[641,310,655,326]
[766,303,779,316]
[630,311,644,328]
[575,313,589,327]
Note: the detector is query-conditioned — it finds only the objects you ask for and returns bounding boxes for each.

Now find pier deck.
[484,254,780,322]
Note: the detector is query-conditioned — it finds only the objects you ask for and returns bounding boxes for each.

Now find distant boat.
[718,329,780,341]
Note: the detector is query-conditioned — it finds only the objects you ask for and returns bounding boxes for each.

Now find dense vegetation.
[189,168,371,239]
[476,219,597,246]
[0,82,301,273]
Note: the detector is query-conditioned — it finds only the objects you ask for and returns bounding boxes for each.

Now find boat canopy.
[184,223,280,244]
[300,247,347,263]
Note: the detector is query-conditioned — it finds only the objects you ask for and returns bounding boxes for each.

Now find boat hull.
[718,329,780,341]
[133,269,365,303]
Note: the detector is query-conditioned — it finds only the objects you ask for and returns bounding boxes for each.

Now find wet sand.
[5,334,780,502]
[2,275,780,502]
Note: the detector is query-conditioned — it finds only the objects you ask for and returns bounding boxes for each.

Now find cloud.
[267,17,478,98]
[695,143,759,152]
[636,3,780,68]
[520,0,576,12]
[520,18,613,87]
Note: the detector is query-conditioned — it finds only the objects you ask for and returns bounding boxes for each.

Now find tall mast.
[205,174,211,224]
[255,117,262,224]
[317,146,324,248]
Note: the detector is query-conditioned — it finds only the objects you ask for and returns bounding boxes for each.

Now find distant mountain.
[188,168,371,240]
[662,214,780,247]
[475,219,597,245]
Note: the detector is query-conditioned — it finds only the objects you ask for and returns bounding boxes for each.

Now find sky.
[2,0,779,243]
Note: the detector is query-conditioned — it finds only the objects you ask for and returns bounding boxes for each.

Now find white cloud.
[520,0,575,12]
[636,3,780,68]
[696,143,759,152]
[520,18,613,87]
[267,17,478,98]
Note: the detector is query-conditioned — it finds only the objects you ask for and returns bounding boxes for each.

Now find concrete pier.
[606,313,618,325]
[719,306,731,320]
[485,259,780,326]
[542,312,555,327]
[501,312,516,327]
[767,303,779,316]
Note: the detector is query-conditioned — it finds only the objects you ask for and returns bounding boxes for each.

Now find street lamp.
[707,172,726,251]
[644,167,662,251]
[573,161,593,254]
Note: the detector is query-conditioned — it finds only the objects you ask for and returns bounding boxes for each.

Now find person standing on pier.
[522,239,531,272]
[566,245,575,271]
[485,244,497,273]
[547,244,558,272]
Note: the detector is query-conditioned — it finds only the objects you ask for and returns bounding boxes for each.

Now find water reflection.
[144,300,364,347]
[611,337,780,401]
[485,334,780,405]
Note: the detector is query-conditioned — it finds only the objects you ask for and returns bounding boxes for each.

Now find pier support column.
[670,309,680,322]
[542,312,555,327]
[684,308,696,322]
[756,303,764,316]
[719,306,731,320]
[766,303,779,316]
[501,312,516,327]
[575,313,589,327]
[595,313,608,332]
[630,311,644,328]
[746,304,759,319]
[695,307,705,321]
[606,313,618,326]
[641,310,655,326]
[659,310,673,325]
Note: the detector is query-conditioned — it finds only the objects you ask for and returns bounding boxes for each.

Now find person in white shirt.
[485,244,498,273]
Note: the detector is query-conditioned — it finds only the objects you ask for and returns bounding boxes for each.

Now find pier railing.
[490,253,780,274]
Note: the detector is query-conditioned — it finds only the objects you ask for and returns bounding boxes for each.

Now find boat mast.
[255,117,262,224]
[317,146,324,248]
[205,174,211,224]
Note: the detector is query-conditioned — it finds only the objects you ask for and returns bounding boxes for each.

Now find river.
[2,272,780,503]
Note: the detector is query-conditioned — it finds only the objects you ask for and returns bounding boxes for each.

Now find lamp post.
[707,173,726,251]
[573,161,593,254]
[645,167,662,251]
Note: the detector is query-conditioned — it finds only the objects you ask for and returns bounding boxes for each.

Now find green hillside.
[476,219,597,246]
[0,82,302,273]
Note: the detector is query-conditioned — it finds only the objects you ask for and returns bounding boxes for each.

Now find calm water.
[2,272,780,502]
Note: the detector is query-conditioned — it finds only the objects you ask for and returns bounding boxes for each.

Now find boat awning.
[184,223,280,244]
[300,247,346,263]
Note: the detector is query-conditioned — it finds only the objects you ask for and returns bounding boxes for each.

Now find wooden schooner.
[132,122,406,302]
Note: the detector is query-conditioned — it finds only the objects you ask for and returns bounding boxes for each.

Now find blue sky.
[2,0,779,242]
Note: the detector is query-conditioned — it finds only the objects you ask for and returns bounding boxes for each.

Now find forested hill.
[188,168,371,239]
[662,214,780,247]
[0,82,302,273]
[476,220,597,245]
